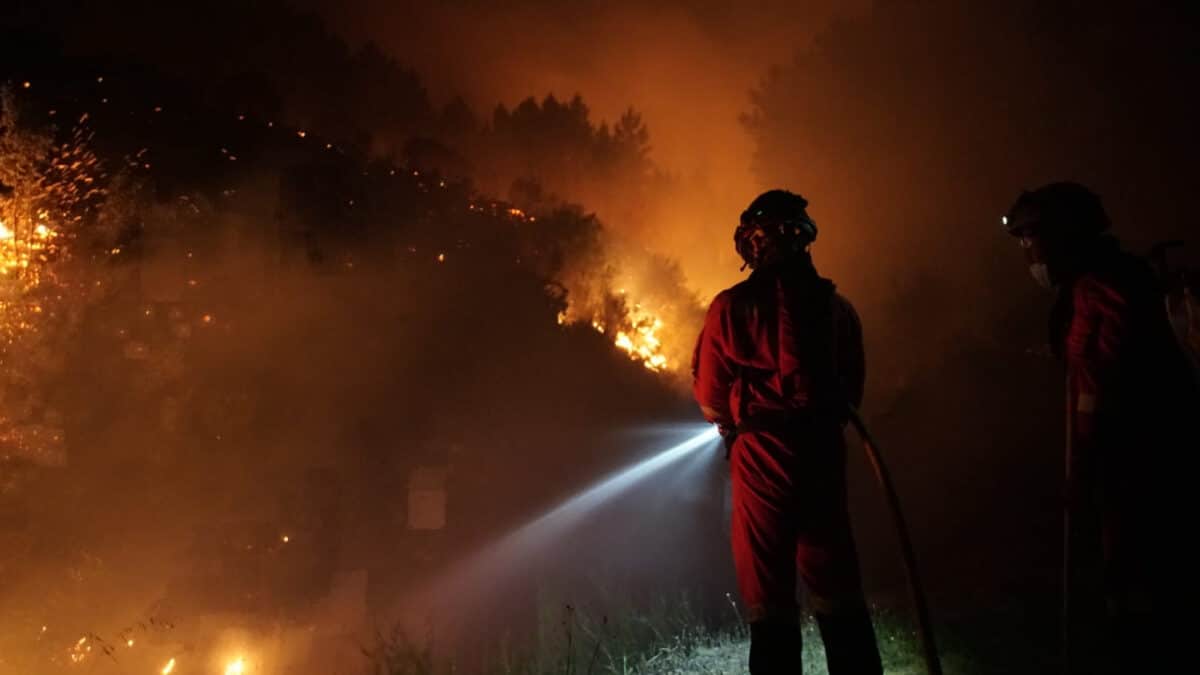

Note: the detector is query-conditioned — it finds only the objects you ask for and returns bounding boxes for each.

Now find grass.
[363,594,1061,675]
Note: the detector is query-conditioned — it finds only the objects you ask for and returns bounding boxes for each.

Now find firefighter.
[1004,182,1197,674]
[693,190,882,675]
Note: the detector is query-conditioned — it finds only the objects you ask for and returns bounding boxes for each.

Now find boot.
[749,619,804,675]
[815,609,883,675]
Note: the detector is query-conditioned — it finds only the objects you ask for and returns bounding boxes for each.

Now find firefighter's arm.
[692,292,737,429]
[1064,278,1128,486]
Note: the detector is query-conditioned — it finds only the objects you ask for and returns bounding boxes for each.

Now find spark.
[161,657,176,674]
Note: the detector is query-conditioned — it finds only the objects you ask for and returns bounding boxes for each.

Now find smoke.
[0,61,715,672]
[4,1,1200,670]
[741,0,1200,597]
[304,0,871,298]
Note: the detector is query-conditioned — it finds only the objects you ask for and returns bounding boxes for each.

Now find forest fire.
[558,301,672,372]
[613,307,668,371]
[0,61,708,675]
[9,2,1197,673]
[0,217,59,277]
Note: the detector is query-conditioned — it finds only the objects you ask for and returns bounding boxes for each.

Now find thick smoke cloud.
[304,0,870,296]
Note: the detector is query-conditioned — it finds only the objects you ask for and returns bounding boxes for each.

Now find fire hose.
[846,406,944,675]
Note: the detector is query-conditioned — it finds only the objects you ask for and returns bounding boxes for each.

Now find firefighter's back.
[721,263,863,424]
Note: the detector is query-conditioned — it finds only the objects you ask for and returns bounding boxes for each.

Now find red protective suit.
[692,261,874,633]
[1054,242,1198,672]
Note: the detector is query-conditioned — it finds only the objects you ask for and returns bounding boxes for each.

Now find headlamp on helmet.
[735,190,817,270]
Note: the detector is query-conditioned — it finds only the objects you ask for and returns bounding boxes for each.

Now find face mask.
[1029,263,1055,290]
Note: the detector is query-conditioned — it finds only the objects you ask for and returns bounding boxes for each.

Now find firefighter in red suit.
[1004,182,1198,674]
[693,190,882,675]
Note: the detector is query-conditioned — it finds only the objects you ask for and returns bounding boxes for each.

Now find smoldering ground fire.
[3,1,1200,674]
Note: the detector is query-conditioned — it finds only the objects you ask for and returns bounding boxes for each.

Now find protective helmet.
[1003,182,1110,239]
[735,189,818,270]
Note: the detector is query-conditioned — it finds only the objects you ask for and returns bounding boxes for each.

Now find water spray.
[481,425,720,555]
[847,406,943,675]
[414,426,722,618]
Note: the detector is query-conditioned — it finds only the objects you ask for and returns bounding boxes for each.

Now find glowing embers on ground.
[68,635,91,664]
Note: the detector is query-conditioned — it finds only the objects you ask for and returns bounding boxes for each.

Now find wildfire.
[68,635,91,664]
[560,300,672,372]
[0,216,59,278]
[614,307,669,371]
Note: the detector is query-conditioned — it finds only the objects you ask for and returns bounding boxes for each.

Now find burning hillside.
[0,59,707,675]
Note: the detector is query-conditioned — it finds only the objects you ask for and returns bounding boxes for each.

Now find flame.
[612,306,669,371]
[0,217,59,277]
[161,657,177,674]
[225,657,246,675]
[561,299,671,372]
[68,635,89,663]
